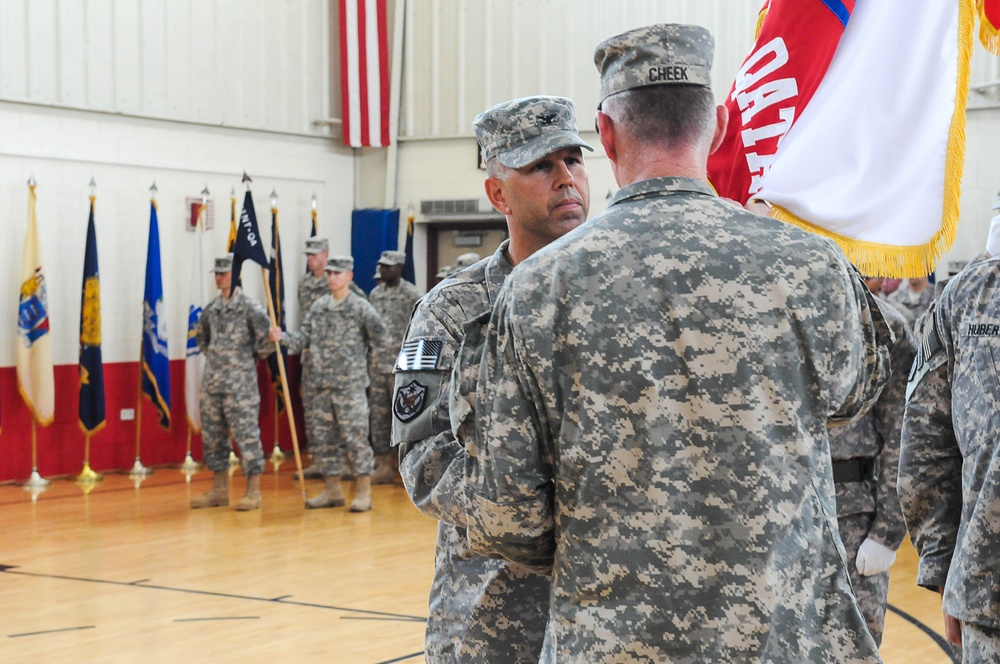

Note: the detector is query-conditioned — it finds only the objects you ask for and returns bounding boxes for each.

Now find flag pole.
[77,432,100,482]
[77,178,102,485]
[261,269,304,498]
[244,175,305,498]
[25,418,48,488]
[131,183,158,480]
[181,186,207,478]
[268,190,285,469]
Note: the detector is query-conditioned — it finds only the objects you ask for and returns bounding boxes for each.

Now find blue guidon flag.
[230,190,270,297]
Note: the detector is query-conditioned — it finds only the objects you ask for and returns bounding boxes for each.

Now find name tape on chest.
[396,339,444,371]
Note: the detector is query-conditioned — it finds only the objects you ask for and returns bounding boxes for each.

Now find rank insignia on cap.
[394,380,429,423]
[396,339,444,371]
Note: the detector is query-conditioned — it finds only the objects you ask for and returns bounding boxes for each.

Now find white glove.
[855,537,897,577]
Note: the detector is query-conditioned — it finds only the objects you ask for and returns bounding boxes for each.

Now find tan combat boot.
[350,475,372,513]
[305,476,346,509]
[190,472,229,508]
[370,453,396,485]
[234,474,261,511]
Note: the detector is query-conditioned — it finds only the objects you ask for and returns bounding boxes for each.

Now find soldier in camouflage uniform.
[368,250,420,484]
[191,254,274,511]
[296,237,368,481]
[899,243,1000,660]
[274,255,386,512]
[295,236,331,480]
[829,278,915,645]
[465,25,892,662]
[391,96,592,662]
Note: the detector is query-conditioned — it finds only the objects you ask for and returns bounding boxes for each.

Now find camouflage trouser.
[200,389,265,476]
[368,371,393,455]
[837,513,890,646]
[962,621,1000,663]
[304,385,374,477]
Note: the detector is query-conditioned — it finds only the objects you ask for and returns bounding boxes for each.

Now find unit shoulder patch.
[394,380,429,423]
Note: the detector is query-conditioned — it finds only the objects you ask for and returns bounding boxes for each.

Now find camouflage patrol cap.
[474,96,593,169]
[377,250,406,266]
[325,255,354,273]
[435,252,482,279]
[594,24,714,104]
[211,253,234,273]
[304,237,329,254]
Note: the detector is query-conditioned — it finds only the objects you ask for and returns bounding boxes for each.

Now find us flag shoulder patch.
[396,339,444,371]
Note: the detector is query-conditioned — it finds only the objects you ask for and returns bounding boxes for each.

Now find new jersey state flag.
[17,183,55,426]
[710,0,1000,278]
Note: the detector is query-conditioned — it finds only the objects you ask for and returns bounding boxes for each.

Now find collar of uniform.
[486,239,514,306]
[609,176,716,208]
[221,286,242,310]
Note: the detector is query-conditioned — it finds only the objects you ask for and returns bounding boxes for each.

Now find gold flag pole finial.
[27,175,36,188]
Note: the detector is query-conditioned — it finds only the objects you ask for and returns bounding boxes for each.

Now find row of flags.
[708,0,1000,278]
[10,183,337,451]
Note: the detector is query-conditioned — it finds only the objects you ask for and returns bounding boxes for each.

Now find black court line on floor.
[0,566,426,622]
[375,652,425,664]
[887,603,960,663]
[174,617,260,622]
[9,625,96,638]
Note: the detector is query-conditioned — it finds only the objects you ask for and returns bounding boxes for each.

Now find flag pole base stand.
[24,469,49,489]
[180,453,201,474]
[78,480,99,496]
[269,446,285,466]
[76,463,102,483]
[129,459,153,478]
[25,484,47,502]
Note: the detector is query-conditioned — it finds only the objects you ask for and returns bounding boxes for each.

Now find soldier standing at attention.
[191,253,274,511]
[368,250,420,484]
[391,96,591,662]
[465,24,892,662]
[899,225,1000,660]
[296,236,332,480]
[829,275,916,645]
[272,256,386,512]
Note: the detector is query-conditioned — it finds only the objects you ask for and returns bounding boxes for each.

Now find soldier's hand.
[940,588,963,645]
[855,537,896,576]
[269,327,282,342]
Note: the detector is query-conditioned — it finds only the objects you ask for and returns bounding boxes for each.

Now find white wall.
[0,0,355,368]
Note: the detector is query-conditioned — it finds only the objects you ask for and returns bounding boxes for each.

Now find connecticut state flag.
[142,200,171,429]
[16,183,55,426]
[709,0,1000,278]
[79,196,106,434]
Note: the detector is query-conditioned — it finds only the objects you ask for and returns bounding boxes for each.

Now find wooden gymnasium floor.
[1,464,958,663]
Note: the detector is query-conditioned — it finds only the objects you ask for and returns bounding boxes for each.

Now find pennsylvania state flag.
[142,201,171,429]
[79,197,106,434]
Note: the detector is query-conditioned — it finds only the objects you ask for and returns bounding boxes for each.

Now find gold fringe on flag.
[768,0,974,279]
[977,0,1000,54]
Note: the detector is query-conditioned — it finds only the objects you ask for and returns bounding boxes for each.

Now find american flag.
[340,0,390,147]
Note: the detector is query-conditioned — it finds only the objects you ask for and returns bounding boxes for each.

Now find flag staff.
[244,173,306,498]
[131,182,158,480]
[23,176,49,491]
[182,186,211,477]
[77,177,102,484]
[269,188,286,468]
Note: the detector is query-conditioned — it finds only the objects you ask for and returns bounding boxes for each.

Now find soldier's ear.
[484,177,512,216]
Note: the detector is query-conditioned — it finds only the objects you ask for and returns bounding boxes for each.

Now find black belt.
[832,458,877,484]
